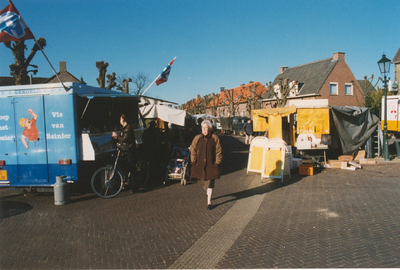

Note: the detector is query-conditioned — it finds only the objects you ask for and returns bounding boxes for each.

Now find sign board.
[247,136,269,174]
[261,139,286,181]
[383,96,400,131]
[389,80,398,92]
[297,108,330,134]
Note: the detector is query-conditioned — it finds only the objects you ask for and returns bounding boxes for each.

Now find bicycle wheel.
[133,159,150,188]
[91,166,124,198]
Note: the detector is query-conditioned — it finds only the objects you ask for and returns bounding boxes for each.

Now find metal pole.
[383,74,389,161]
[33,37,70,92]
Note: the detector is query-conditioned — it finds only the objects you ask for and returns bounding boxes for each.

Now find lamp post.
[377,54,392,161]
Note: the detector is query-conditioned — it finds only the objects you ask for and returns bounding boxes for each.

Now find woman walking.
[190,120,223,210]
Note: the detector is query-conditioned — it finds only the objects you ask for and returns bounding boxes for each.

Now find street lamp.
[377,53,392,161]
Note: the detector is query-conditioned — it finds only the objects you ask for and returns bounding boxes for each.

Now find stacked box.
[338,155,353,162]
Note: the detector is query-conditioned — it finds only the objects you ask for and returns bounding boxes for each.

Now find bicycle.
[91,145,150,198]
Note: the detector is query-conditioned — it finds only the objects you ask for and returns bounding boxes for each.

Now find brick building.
[206,81,268,118]
[393,48,400,89]
[263,52,363,108]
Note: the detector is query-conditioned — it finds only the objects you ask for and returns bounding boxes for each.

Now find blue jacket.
[242,122,253,135]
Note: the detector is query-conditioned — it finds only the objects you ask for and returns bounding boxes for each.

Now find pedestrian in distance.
[190,120,223,210]
[242,118,254,145]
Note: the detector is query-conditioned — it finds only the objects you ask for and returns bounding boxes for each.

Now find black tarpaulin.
[331,106,379,155]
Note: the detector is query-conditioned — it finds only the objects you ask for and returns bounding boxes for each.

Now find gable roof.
[393,47,400,63]
[357,79,375,92]
[47,61,83,84]
[264,57,338,99]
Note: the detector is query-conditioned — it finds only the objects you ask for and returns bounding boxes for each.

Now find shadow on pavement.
[0,201,33,220]
[213,179,283,208]
[213,166,323,208]
[219,135,249,176]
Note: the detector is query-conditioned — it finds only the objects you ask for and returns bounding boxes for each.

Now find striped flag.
[155,57,176,86]
[0,1,34,43]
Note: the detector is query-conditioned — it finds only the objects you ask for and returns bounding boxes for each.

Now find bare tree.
[223,88,242,116]
[199,94,213,114]
[246,82,259,116]
[4,38,47,85]
[353,75,384,116]
[96,61,109,88]
[210,93,220,116]
[266,78,298,107]
[116,75,132,93]
[106,72,117,90]
[131,72,149,95]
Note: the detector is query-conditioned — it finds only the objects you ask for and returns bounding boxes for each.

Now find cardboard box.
[353,150,366,161]
[299,164,313,175]
[338,155,353,162]
[328,160,341,168]
[359,158,377,165]
[341,161,348,169]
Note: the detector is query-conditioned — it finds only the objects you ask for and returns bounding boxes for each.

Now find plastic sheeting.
[331,106,379,154]
[140,104,187,126]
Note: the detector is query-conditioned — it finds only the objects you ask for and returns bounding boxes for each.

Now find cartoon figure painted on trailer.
[19,108,39,149]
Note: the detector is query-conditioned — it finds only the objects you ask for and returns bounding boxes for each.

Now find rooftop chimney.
[333,52,345,61]
[59,61,67,72]
[280,66,288,74]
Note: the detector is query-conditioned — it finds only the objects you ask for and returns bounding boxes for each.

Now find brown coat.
[190,133,223,180]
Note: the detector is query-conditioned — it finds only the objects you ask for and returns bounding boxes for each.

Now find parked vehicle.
[0,82,144,190]
[220,116,247,135]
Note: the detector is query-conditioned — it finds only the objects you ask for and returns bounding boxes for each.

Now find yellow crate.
[299,164,313,176]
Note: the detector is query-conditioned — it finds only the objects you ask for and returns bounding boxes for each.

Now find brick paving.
[1,135,400,269]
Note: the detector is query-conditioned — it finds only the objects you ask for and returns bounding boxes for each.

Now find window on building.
[345,84,353,95]
[241,110,246,117]
[330,83,338,95]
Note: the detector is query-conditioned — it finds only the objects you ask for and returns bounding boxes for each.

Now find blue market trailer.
[0,82,143,189]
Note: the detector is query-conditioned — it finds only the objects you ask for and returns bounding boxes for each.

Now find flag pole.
[140,57,176,96]
[33,37,70,91]
[141,74,160,96]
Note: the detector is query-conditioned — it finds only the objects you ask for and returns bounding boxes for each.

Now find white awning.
[140,104,187,126]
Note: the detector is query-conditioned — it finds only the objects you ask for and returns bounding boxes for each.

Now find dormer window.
[234,95,242,102]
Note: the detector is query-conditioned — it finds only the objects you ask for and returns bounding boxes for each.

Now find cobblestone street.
[1,135,399,269]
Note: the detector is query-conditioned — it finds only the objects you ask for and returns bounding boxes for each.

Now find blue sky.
[1,0,399,105]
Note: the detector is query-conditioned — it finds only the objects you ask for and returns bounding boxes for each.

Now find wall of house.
[319,56,364,106]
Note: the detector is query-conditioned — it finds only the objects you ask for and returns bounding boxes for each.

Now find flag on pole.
[155,57,176,86]
[0,1,34,43]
